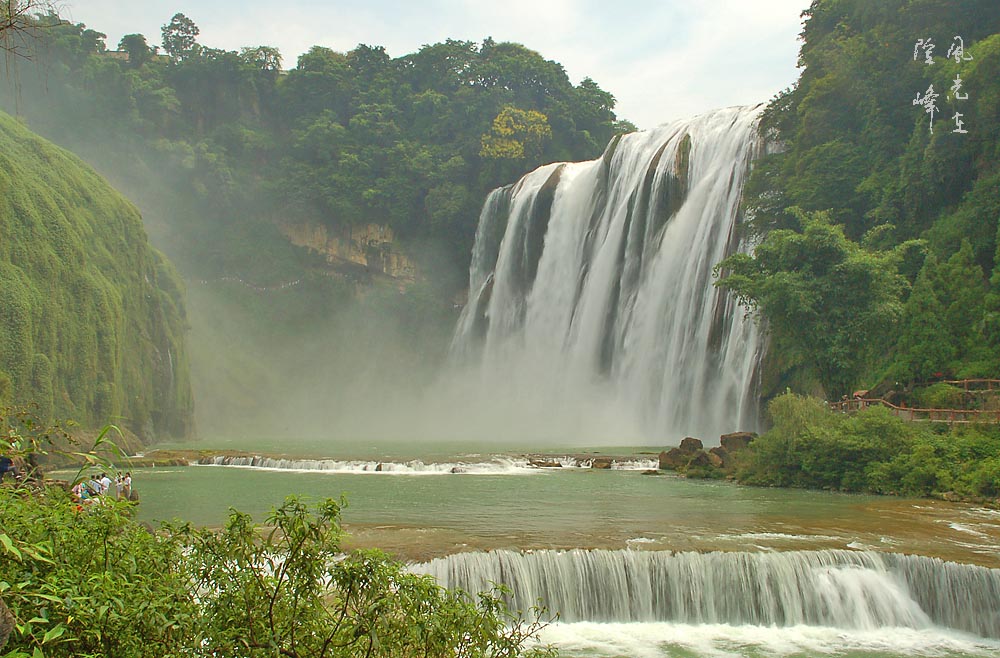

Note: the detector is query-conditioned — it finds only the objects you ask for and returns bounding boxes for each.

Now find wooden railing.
[937,378,1000,392]
[828,397,1000,424]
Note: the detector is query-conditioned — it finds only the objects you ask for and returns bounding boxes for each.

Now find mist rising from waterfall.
[449,105,766,444]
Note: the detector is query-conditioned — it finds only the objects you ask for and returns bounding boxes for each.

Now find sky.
[61,0,809,130]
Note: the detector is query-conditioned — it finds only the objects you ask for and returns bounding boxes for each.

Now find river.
[118,446,1000,658]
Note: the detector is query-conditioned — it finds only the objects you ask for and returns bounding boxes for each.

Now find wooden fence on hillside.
[929,378,1000,392]
[828,397,1000,424]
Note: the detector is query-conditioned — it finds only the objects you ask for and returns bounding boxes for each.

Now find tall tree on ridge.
[161,12,199,62]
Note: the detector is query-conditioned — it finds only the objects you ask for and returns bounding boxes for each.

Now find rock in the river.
[708,446,731,468]
[590,457,613,469]
[687,451,712,468]
[658,448,688,470]
[679,437,704,453]
[529,459,563,468]
[720,432,756,452]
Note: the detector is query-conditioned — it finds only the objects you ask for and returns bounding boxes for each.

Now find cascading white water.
[197,454,657,473]
[452,106,766,442]
[411,548,1000,639]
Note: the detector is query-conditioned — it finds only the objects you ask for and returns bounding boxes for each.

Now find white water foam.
[535,622,1000,658]
[722,532,842,542]
[948,522,992,538]
[196,455,657,475]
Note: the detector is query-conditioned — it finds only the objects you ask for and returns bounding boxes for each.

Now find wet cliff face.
[278,219,417,283]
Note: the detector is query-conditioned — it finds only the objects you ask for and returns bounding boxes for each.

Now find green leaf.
[31,594,64,605]
[42,624,66,643]
[0,533,23,559]
[20,545,53,564]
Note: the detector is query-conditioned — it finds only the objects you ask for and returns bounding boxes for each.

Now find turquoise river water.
[83,441,1000,658]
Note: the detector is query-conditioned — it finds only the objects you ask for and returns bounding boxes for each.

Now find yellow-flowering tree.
[480,106,552,160]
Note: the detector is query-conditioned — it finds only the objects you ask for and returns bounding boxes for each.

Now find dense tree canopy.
[722,0,1000,398]
[718,208,911,395]
[1,15,630,270]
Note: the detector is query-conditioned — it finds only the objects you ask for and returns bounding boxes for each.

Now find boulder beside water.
[679,437,704,452]
[659,432,755,476]
[708,446,731,468]
[720,431,756,452]
[659,436,706,470]
[658,448,687,470]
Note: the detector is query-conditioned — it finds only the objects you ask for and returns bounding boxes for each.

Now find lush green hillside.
[719,0,1000,401]
[0,111,192,437]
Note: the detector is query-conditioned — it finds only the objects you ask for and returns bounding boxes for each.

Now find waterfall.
[411,548,1000,638]
[451,106,765,442]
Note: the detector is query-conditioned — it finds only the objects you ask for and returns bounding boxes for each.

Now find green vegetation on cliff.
[0,111,192,438]
[718,0,1000,399]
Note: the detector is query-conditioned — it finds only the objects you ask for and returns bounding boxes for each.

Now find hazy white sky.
[62,0,808,129]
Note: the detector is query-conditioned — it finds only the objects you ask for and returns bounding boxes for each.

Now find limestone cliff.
[278,219,417,284]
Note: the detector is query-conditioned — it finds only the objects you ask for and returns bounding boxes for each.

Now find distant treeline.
[3,11,633,274]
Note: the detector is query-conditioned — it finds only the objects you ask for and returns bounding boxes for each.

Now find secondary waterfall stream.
[452,105,766,442]
[412,548,1000,638]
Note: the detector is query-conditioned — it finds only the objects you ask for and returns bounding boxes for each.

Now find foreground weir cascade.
[413,548,1000,639]
[452,105,766,440]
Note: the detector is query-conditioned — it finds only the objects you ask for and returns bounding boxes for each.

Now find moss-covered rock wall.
[0,111,192,439]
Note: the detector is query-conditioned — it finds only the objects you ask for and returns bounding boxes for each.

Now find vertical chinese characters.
[912,35,973,135]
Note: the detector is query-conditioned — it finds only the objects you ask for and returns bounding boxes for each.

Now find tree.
[0,2,59,59]
[160,12,199,62]
[480,106,552,160]
[893,255,956,382]
[118,32,153,67]
[0,425,556,658]
[239,45,281,72]
[716,208,910,396]
[894,241,990,381]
